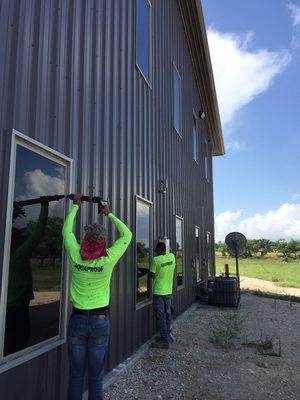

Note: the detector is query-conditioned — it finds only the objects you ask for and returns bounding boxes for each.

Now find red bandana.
[80,234,108,260]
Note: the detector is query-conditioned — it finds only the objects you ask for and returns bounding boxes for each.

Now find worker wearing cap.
[150,242,176,349]
[62,194,132,400]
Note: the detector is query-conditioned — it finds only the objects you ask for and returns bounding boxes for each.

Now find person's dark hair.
[156,242,166,252]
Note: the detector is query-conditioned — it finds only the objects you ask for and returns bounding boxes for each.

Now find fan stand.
[233,247,241,305]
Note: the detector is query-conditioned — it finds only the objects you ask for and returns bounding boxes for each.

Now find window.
[193,116,198,162]
[206,232,213,276]
[136,196,152,304]
[0,131,70,366]
[175,216,184,287]
[195,226,202,282]
[136,0,152,83]
[204,139,210,182]
[173,64,182,135]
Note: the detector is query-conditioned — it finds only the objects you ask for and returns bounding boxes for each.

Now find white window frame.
[0,129,72,373]
[135,0,152,86]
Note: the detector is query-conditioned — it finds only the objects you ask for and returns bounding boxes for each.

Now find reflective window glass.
[176,217,184,287]
[136,198,152,303]
[136,0,151,82]
[195,227,201,282]
[173,66,181,134]
[193,117,198,162]
[4,144,67,356]
[207,231,213,276]
[205,139,210,182]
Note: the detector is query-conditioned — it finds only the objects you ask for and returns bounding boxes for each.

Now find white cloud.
[15,169,65,226]
[207,29,291,131]
[287,2,300,26]
[287,2,300,49]
[215,203,300,242]
[18,169,65,199]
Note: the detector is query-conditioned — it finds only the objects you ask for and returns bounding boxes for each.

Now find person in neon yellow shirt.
[150,242,176,349]
[62,194,132,400]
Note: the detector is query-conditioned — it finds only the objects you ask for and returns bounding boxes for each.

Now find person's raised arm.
[102,205,132,261]
[62,194,83,255]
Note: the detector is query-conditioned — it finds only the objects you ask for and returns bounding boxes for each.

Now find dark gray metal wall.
[0,0,216,398]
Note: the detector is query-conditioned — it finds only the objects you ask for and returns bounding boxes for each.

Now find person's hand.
[100,205,110,216]
[73,194,82,206]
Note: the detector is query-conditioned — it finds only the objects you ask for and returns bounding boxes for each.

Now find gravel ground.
[103,290,300,400]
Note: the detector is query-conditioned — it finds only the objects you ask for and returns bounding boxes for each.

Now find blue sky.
[201,0,300,242]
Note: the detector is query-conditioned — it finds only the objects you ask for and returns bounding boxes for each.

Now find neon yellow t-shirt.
[62,205,132,309]
[150,252,175,295]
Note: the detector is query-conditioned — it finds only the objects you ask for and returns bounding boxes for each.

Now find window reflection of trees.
[136,199,151,303]
[4,144,66,356]
[176,217,183,287]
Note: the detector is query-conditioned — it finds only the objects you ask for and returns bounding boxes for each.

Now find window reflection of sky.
[176,218,182,249]
[5,143,65,355]
[173,69,181,132]
[14,145,66,228]
[136,0,149,80]
[136,201,150,247]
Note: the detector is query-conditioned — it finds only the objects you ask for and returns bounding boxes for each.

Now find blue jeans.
[153,295,172,342]
[67,313,110,400]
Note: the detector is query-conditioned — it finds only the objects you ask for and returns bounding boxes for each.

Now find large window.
[136,196,152,305]
[193,116,198,163]
[175,216,184,287]
[0,132,70,365]
[173,64,182,135]
[195,226,202,282]
[204,139,210,182]
[136,0,152,83]
[207,231,214,276]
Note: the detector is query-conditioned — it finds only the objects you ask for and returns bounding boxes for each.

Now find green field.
[215,253,300,289]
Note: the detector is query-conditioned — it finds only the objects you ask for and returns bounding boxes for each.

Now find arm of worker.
[11,199,49,262]
[102,205,133,261]
[62,194,82,256]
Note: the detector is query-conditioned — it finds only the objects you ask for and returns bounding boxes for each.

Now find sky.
[201,0,300,242]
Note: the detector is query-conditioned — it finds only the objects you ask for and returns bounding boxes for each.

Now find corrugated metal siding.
[0,0,216,397]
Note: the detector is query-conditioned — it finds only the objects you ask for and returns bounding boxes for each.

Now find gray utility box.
[207,276,240,307]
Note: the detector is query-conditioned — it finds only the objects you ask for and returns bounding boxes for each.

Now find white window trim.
[0,129,72,373]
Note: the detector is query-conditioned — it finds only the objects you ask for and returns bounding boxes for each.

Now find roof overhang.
[178,0,225,156]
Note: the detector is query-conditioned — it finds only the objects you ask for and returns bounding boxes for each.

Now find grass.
[209,311,243,349]
[215,252,300,289]
[31,264,61,291]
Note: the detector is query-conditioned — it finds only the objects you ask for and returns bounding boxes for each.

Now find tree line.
[216,238,300,260]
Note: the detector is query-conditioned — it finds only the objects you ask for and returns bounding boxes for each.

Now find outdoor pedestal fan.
[224,231,247,305]
[208,232,247,307]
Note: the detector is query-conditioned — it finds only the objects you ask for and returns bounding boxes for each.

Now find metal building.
[0,0,224,398]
